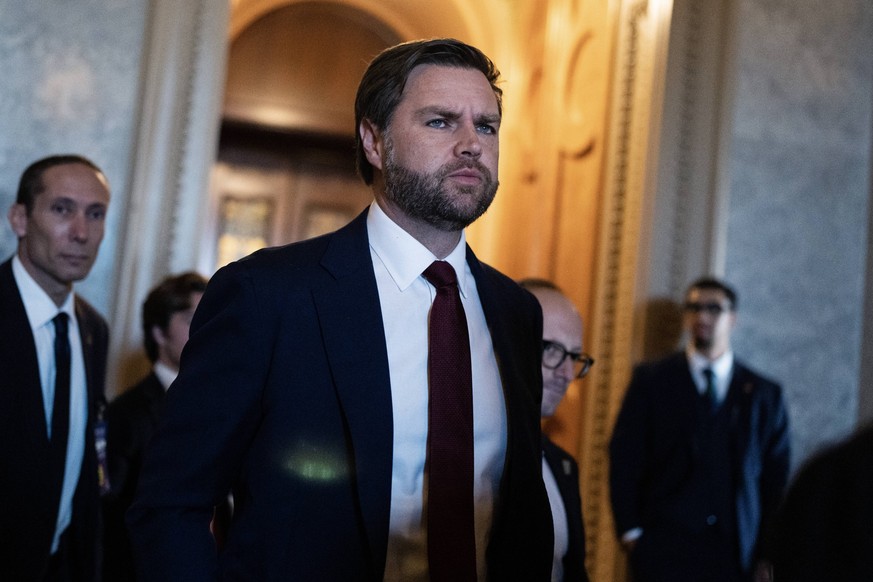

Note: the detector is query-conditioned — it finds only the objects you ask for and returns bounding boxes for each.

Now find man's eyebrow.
[415,106,461,119]
[476,113,501,125]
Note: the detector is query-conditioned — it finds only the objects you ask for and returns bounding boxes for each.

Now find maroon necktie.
[422,261,477,582]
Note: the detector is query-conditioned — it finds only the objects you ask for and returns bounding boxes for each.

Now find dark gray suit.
[0,257,108,581]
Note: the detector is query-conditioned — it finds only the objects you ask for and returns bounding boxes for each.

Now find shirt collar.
[12,254,75,330]
[686,345,734,378]
[153,361,178,391]
[366,202,470,297]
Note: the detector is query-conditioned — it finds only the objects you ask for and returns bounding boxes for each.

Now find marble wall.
[725,0,873,465]
[0,0,147,315]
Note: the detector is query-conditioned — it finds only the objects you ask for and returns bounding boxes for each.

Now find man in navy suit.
[520,278,592,582]
[0,155,111,581]
[102,272,207,581]
[128,39,553,581]
[609,277,790,582]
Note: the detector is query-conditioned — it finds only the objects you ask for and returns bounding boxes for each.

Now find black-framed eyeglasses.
[683,301,731,315]
[542,340,595,379]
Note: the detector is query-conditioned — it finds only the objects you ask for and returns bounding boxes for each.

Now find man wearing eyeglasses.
[609,276,790,582]
[520,279,593,582]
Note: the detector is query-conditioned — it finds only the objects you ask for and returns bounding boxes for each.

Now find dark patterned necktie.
[51,313,71,469]
[703,367,718,413]
[422,260,477,582]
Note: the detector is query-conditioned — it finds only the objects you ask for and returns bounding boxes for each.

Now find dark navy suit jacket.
[609,351,790,573]
[103,372,166,581]
[543,437,589,582]
[0,257,108,581]
[128,209,553,581]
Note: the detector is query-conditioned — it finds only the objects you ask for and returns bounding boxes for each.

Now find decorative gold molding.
[581,1,674,580]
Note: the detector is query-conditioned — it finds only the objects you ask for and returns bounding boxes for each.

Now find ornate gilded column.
[581,1,675,580]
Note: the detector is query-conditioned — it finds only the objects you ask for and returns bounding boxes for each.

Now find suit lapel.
[313,210,393,574]
[74,298,98,418]
[466,249,516,413]
[143,373,167,426]
[728,362,755,460]
[673,354,700,425]
[0,259,50,450]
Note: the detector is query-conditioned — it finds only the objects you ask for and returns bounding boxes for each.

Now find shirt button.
[706,515,718,526]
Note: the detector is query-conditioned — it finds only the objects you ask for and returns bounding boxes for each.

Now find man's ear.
[359,119,385,172]
[7,203,27,238]
[151,324,167,349]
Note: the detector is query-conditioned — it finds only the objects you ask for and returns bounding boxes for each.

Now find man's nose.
[69,213,88,242]
[454,123,482,158]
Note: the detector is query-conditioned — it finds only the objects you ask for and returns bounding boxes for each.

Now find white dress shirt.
[542,456,568,582]
[12,255,88,554]
[153,360,178,391]
[367,203,507,582]
[686,346,734,405]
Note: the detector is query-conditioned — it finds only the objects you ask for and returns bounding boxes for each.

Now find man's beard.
[382,141,498,232]
[693,333,713,351]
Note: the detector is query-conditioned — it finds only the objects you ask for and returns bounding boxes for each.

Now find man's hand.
[620,538,638,553]
[754,560,773,582]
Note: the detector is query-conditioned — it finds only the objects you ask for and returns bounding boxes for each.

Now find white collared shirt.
[542,457,568,582]
[686,346,734,405]
[12,255,88,554]
[367,202,507,582]
[153,360,178,391]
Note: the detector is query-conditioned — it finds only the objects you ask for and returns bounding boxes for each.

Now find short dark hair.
[142,272,208,362]
[686,276,738,310]
[354,38,503,185]
[16,154,104,213]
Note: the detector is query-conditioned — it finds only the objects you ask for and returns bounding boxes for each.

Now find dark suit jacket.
[543,437,589,582]
[0,257,109,581]
[103,372,166,581]
[767,422,873,581]
[128,209,553,581]
[609,351,790,573]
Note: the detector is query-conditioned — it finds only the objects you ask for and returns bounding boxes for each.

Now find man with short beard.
[609,277,790,582]
[129,39,552,581]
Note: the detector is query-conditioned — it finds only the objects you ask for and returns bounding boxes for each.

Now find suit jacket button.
[706,514,717,526]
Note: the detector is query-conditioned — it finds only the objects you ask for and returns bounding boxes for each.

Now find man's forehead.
[687,287,728,302]
[403,65,497,104]
[41,164,110,199]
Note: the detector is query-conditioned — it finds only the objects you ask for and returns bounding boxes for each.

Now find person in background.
[766,421,873,581]
[0,154,111,581]
[609,276,790,582]
[520,278,593,582]
[102,271,208,581]
[128,38,552,581]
